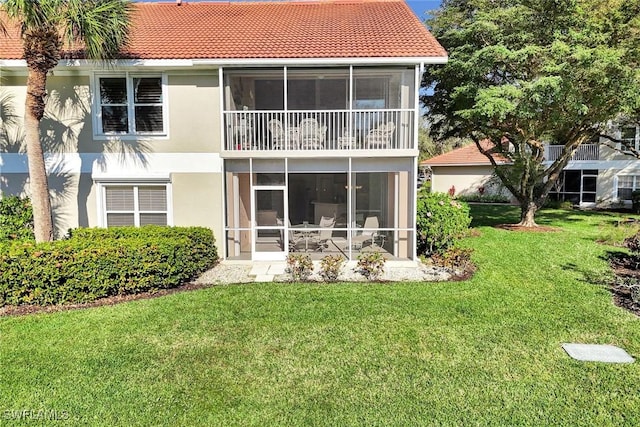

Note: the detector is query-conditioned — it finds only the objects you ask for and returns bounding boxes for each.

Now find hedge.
[0,226,218,307]
[0,196,34,241]
[416,192,472,255]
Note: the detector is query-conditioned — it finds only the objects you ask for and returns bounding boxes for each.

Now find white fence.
[546,144,600,161]
[224,109,415,151]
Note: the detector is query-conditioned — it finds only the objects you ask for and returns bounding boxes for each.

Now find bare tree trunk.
[518,201,538,227]
[24,68,53,242]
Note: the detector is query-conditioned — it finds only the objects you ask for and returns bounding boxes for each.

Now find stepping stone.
[249,265,270,276]
[268,264,286,275]
[253,274,274,283]
[562,343,635,363]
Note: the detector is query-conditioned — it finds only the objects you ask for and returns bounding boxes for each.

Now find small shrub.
[286,253,313,282]
[431,246,474,270]
[355,252,386,281]
[0,196,34,241]
[456,194,510,204]
[543,199,574,210]
[319,255,345,282]
[416,192,471,255]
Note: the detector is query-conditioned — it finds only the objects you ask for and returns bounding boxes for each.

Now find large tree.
[423,0,640,226]
[0,0,131,242]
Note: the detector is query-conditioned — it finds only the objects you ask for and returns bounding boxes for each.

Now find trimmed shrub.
[0,226,218,307]
[355,252,386,281]
[319,255,345,282]
[456,193,510,204]
[417,192,471,255]
[66,226,217,276]
[0,196,34,241]
[286,253,313,282]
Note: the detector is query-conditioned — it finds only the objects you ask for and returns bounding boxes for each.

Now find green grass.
[1,206,640,426]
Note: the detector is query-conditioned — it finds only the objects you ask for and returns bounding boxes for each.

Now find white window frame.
[93,72,169,139]
[619,125,639,152]
[97,182,173,227]
[615,175,640,202]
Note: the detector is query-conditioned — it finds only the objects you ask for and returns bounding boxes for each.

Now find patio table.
[291,222,319,251]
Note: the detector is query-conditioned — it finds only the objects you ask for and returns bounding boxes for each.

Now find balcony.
[222,66,419,154]
[546,144,600,162]
[223,109,415,152]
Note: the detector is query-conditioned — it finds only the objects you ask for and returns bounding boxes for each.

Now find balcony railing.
[223,109,415,152]
[546,144,600,161]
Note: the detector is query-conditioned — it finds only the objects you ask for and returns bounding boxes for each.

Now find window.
[97,75,165,135]
[617,176,640,201]
[103,185,169,227]
[621,125,639,151]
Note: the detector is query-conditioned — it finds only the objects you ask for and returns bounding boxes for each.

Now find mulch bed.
[607,252,640,317]
[0,281,216,318]
[494,224,561,232]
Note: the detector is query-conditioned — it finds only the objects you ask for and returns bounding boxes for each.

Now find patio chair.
[310,216,335,251]
[351,216,379,249]
[365,122,395,149]
[268,119,291,150]
[278,218,304,251]
[299,118,327,150]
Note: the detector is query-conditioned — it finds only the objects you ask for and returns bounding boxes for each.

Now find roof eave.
[195,56,448,66]
[1,55,448,69]
[425,162,510,167]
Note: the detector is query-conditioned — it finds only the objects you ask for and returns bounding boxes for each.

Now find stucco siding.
[165,73,220,153]
[431,165,505,196]
[171,172,224,254]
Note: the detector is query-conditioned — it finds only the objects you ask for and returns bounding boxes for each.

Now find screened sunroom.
[221,66,419,152]
[224,158,416,261]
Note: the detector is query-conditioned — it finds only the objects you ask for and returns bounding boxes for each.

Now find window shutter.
[100,78,127,104]
[134,106,163,133]
[105,187,135,210]
[134,78,162,103]
[138,186,167,211]
[106,213,135,227]
[140,213,168,226]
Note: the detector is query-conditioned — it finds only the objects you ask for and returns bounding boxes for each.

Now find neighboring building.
[424,127,640,207]
[0,0,446,261]
[421,142,512,199]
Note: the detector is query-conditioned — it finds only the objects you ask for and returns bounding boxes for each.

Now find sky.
[406,1,442,20]
[137,1,443,20]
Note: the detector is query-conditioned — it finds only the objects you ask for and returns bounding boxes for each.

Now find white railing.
[547,144,600,161]
[223,109,415,151]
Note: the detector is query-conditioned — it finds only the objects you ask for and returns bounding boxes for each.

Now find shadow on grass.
[468,204,520,227]
[469,203,640,234]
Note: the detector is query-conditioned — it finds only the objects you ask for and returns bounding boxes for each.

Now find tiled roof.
[422,142,510,166]
[0,0,446,61]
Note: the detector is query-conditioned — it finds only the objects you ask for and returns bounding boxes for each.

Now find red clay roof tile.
[0,0,446,61]
[422,141,510,166]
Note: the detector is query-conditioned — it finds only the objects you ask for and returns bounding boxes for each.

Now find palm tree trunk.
[24,68,53,242]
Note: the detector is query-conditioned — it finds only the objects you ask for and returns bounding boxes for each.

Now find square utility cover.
[562,343,635,363]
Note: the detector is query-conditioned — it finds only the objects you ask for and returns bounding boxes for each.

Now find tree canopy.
[0,0,131,242]
[422,0,640,225]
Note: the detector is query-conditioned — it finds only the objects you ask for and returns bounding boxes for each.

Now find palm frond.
[62,0,132,60]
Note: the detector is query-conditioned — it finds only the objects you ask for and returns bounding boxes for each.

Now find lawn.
[1,206,639,426]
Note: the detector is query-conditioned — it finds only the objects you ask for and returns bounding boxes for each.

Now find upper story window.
[621,125,639,151]
[96,74,166,136]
